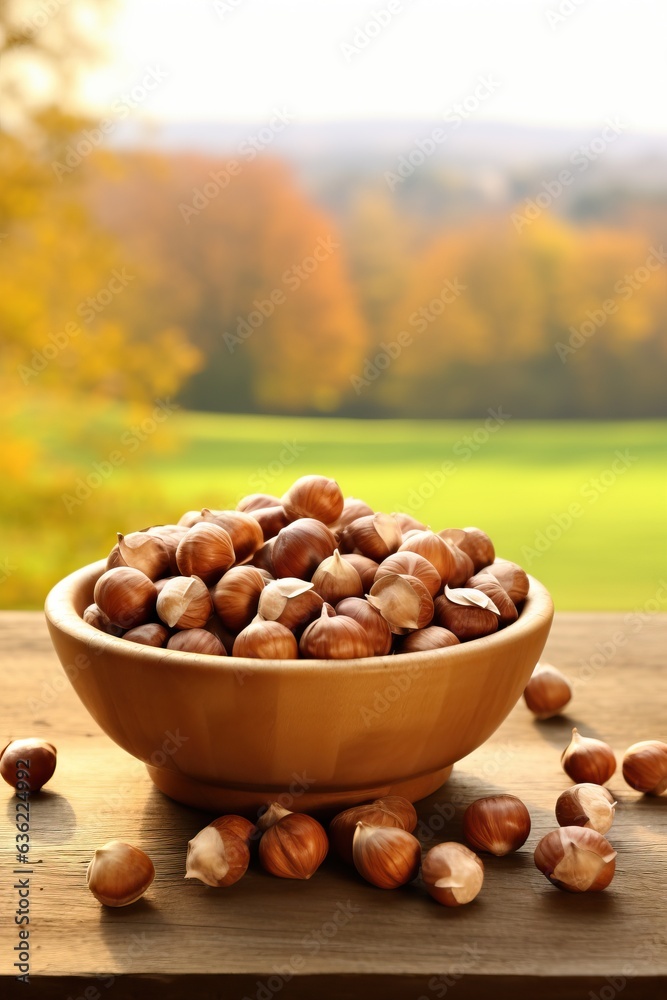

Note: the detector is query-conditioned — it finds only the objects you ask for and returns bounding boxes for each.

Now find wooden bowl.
[45,559,553,814]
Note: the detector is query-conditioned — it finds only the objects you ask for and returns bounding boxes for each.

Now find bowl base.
[146,764,454,816]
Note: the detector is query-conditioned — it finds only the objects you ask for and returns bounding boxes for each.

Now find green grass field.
[8,413,667,611]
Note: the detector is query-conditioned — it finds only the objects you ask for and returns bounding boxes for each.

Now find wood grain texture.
[1,611,666,1000]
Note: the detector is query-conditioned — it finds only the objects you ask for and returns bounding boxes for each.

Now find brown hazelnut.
[398,626,460,653]
[94,567,157,629]
[232,618,298,659]
[258,804,328,879]
[200,509,264,564]
[422,842,484,906]
[82,603,125,637]
[176,522,236,584]
[167,629,227,655]
[375,551,441,597]
[123,622,169,647]
[329,796,417,864]
[561,728,616,784]
[334,597,393,655]
[367,574,434,633]
[340,553,379,591]
[467,574,518,626]
[257,578,324,631]
[399,530,454,582]
[282,475,344,525]
[456,527,495,571]
[523,663,572,719]
[210,566,266,632]
[248,505,290,540]
[352,823,420,889]
[272,519,337,580]
[463,794,531,855]
[331,497,375,532]
[480,558,529,604]
[0,738,57,792]
[340,513,402,561]
[311,550,363,604]
[236,493,282,513]
[156,576,213,630]
[112,531,171,580]
[534,827,616,892]
[433,588,500,641]
[300,606,375,659]
[622,740,667,795]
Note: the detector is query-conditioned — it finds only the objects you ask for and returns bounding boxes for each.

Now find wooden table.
[1,611,665,999]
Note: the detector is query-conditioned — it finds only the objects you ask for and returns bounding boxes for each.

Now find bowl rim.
[45,558,554,676]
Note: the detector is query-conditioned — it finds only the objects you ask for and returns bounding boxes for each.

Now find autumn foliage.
[3,134,666,609]
[83,153,368,414]
[62,149,667,420]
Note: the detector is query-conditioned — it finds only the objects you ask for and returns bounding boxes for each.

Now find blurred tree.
[369,213,667,418]
[0,0,116,138]
[0,0,202,607]
[344,187,411,333]
[84,153,369,413]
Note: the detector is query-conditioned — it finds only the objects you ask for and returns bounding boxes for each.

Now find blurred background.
[2,0,665,611]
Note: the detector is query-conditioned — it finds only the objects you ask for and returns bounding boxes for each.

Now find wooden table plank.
[1,611,666,999]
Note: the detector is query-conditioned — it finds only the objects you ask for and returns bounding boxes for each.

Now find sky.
[77,0,667,132]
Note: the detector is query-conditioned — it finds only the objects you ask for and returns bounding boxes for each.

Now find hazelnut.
[94,567,157,630]
[534,827,616,892]
[282,475,344,525]
[258,804,328,879]
[352,823,421,889]
[422,842,484,906]
[0,738,57,792]
[272,519,337,580]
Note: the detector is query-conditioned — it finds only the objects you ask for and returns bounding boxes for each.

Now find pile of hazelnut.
[531,727,667,892]
[3,735,666,905]
[84,725,667,905]
[85,474,530,658]
[521,664,667,891]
